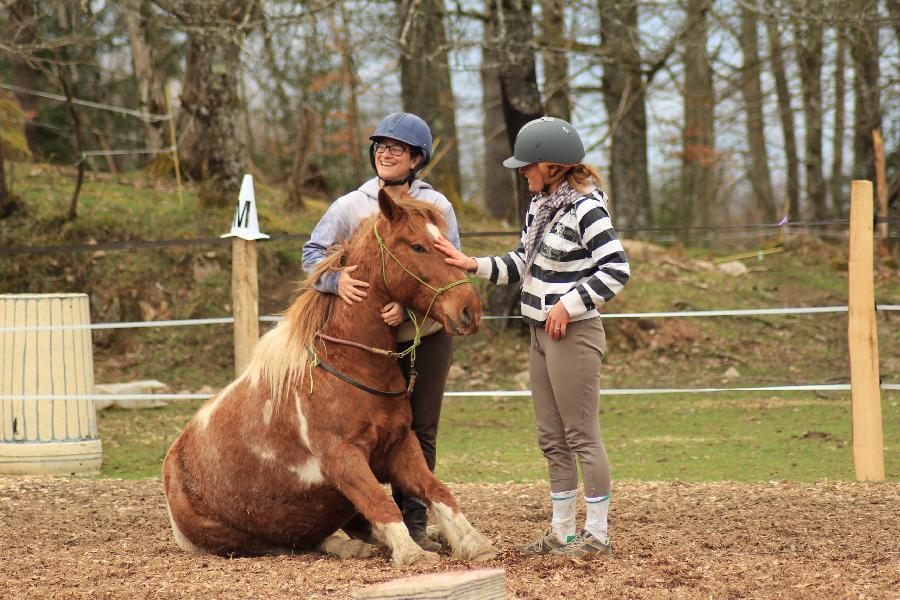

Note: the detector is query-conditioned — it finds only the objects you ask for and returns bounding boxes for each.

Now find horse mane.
[245,196,446,403]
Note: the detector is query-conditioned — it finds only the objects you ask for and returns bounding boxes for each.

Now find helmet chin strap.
[378,172,415,187]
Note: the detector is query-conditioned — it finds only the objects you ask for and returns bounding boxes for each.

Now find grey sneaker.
[551,529,612,557]
[516,527,571,555]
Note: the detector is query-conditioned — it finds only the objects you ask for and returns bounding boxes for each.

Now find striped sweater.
[474,190,630,326]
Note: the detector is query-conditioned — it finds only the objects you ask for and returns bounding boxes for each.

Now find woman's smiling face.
[518,163,545,193]
[374,138,421,183]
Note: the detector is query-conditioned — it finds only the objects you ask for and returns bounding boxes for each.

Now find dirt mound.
[1,477,897,598]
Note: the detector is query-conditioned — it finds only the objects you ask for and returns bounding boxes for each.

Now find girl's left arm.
[558,196,631,320]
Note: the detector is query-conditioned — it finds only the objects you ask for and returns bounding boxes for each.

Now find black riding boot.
[400,496,442,552]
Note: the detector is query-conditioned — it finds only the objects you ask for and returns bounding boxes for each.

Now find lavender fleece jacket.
[301,178,462,293]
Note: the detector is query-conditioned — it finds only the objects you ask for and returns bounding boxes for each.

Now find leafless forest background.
[0,0,897,236]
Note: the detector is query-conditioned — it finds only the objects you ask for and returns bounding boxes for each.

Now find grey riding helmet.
[503,116,585,168]
[368,112,433,183]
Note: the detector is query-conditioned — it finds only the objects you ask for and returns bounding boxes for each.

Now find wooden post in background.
[871,129,888,256]
[231,238,259,376]
[221,175,269,377]
[847,180,883,482]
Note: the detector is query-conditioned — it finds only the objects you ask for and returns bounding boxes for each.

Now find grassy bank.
[97,390,900,482]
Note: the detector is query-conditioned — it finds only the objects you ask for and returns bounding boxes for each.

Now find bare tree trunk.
[481,18,516,220]
[398,0,462,205]
[680,0,714,242]
[173,1,249,207]
[598,0,653,230]
[0,145,17,218]
[849,0,881,191]
[539,0,571,121]
[122,0,165,150]
[490,0,543,225]
[765,14,800,222]
[9,0,41,158]
[338,0,364,184]
[287,107,320,209]
[57,68,85,221]
[795,0,826,220]
[739,4,776,221]
[830,23,847,215]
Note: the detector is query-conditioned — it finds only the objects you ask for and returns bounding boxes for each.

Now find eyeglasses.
[373,142,409,157]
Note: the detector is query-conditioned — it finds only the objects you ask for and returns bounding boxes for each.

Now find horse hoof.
[318,534,377,559]
[465,543,498,562]
[394,548,441,567]
[341,539,377,559]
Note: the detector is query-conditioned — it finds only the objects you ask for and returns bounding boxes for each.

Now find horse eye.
[411,243,427,253]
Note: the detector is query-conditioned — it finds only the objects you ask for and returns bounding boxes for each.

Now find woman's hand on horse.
[434,237,477,272]
[545,302,572,341]
[337,265,369,305]
[380,302,404,326]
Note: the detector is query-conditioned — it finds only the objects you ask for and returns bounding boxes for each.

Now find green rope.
[369,221,472,396]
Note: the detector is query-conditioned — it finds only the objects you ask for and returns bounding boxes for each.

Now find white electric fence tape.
[2,305,898,333]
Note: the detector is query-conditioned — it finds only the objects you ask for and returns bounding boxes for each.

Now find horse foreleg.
[387,432,497,562]
[320,443,439,566]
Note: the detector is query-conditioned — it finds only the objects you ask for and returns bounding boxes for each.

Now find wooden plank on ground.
[352,568,506,599]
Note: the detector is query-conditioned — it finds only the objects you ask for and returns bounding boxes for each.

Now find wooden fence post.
[231,237,259,376]
[847,180,884,482]
[222,175,268,376]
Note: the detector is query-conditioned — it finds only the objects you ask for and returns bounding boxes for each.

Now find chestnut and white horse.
[163,189,495,566]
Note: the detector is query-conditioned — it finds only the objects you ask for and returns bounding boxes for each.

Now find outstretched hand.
[434,237,477,272]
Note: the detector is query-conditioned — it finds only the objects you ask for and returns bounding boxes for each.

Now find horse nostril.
[461,306,473,328]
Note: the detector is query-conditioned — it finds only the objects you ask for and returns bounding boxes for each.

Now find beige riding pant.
[530,317,610,498]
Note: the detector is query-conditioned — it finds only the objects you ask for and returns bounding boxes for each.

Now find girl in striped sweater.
[435,117,629,557]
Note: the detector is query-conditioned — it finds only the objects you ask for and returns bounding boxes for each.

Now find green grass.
[97,391,900,483]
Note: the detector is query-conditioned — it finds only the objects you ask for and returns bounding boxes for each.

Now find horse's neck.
[323,261,395,349]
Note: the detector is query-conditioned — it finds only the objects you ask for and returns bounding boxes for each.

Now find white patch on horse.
[374,521,437,566]
[196,376,241,430]
[294,392,311,449]
[431,501,495,561]
[263,398,274,425]
[425,222,443,241]
[289,458,325,486]
[251,444,277,462]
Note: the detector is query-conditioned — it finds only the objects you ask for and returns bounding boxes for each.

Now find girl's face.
[374,138,421,183]
[518,163,545,193]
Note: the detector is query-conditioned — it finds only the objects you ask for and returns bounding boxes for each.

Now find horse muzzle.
[445,304,480,336]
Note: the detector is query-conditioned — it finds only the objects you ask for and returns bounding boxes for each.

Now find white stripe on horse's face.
[425,222,443,241]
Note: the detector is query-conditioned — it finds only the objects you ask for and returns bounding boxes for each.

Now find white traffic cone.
[221,174,270,241]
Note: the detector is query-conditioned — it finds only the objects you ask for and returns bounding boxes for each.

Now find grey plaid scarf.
[523,181,584,277]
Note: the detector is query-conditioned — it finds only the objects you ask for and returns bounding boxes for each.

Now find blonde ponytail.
[566,163,603,194]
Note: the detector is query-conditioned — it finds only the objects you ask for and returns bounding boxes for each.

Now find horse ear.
[378,188,403,222]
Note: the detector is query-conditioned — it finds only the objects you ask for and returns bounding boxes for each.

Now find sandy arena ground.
[1,477,897,599]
